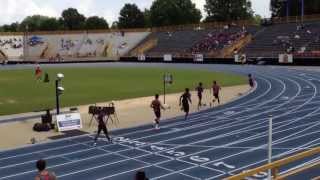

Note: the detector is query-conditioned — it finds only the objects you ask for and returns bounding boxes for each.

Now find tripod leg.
[107,115,114,125]
[114,112,120,125]
[89,115,94,127]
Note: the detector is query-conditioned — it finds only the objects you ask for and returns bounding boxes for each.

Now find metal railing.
[225,147,320,180]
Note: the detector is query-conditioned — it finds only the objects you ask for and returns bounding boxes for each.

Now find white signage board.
[194,54,204,62]
[279,54,293,63]
[163,54,172,62]
[138,54,146,61]
[235,54,246,63]
[56,113,82,132]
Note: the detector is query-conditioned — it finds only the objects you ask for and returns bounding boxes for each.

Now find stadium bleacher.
[0,19,320,62]
[244,22,320,58]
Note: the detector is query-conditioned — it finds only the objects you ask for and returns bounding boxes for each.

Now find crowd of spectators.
[190,26,247,54]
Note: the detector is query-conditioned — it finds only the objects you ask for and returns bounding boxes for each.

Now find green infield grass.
[0,67,247,115]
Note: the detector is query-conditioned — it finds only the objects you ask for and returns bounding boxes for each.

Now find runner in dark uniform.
[150,94,165,129]
[93,110,112,146]
[195,82,204,110]
[248,74,254,88]
[211,81,221,107]
[180,88,192,120]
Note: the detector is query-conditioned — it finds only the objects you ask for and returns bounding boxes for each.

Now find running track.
[0,63,319,180]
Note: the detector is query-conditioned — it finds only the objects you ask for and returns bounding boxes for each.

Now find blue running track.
[0,64,319,180]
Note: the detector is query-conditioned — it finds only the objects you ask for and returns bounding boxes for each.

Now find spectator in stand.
[35,159,56,180]
[190,28,245,54]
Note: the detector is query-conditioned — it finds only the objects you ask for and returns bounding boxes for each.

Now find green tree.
[0,22,19,32]
[111,21,119,29]
[150,0,202,27]
[19,15,51,31]
[85,16,109,30]
[61,8,86,30]
[143,8,152,27]
[252,14,262,25]
[39,18,61,31]
[118,3,145,29]
[270,0,320,17]
[204,0,254,22]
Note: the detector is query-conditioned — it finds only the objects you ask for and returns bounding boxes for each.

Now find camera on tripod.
[88,102,118,127]
[88,105,115,116]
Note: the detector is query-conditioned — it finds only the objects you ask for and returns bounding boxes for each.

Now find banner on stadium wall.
[138,54,146,61]
[234,54,246,63]
[56,113,82,132]
[193,54,204,62]
[279,54,293,64]
[163,54,172,62]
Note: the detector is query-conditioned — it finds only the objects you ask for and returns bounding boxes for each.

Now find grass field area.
[0,67,247,115]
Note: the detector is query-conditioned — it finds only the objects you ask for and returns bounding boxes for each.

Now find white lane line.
[4,115,313,179]
[93,144,202,180]
[2,113,315,171]
[202,130,320,175]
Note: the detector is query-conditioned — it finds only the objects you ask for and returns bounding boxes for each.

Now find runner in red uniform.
[150,94,165,129]
[35,65,42,80]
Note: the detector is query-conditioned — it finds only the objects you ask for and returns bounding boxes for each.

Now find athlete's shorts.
[183,103,189,113]
[154,111,161,118]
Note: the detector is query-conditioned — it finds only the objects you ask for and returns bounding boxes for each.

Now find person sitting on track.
[180,88,192,120]
[35,159,57,180]
[150,94,165,130]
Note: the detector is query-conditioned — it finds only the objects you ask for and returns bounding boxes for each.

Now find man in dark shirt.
[248,74,254,88]
[180,88,192,120]
[195,82,204,110]
[211,81,221,107]
[93,110,111,146]
[150,94,165,129]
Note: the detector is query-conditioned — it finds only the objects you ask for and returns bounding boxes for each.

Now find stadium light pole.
[55,73,64,115]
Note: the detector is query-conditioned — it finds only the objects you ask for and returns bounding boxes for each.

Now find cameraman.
[93,110,112,146]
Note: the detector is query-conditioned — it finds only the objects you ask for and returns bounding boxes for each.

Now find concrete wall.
[0,31,150,61]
